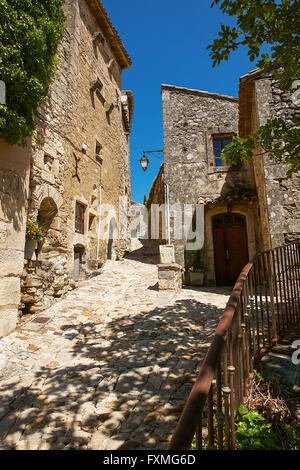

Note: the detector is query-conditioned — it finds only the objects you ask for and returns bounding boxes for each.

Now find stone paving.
[0,259,230,450]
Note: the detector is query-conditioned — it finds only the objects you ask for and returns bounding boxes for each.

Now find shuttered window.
[75,202,85,234]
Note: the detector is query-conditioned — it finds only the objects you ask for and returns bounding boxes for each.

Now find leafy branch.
[0,0,65,145]
[208,0,300,175]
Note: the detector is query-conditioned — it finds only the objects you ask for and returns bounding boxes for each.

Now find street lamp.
[139,150,163,171]
[140,153,149,172]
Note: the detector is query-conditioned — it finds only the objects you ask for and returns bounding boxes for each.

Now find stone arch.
[35,184,63,211]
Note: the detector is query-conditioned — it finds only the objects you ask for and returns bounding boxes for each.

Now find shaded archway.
[74,244,86,278]
[107,217,117,260]
[38,197,58,232]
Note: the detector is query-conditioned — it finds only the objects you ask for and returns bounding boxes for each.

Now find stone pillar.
[158,263,184,291]
[0,139,31,337]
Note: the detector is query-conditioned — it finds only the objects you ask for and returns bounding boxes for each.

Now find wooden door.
[213,213,249,286]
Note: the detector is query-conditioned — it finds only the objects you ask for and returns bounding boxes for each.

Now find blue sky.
[104,0,255,204]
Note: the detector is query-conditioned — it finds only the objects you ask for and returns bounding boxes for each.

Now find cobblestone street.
[0,259,229,450]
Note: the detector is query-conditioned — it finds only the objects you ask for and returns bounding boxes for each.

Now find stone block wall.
[19,0,133,316]
[262,79,300,246]
[0,139,31,336]
[241,73,300,249]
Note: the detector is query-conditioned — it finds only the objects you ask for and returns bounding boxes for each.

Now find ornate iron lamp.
[140,153,149,172]
[139,150,163,171]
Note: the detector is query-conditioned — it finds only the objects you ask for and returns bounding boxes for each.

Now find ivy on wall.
[0,0,65,145]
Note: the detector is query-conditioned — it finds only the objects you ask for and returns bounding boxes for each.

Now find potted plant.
[189,249,204,286]
[25,218,46,260]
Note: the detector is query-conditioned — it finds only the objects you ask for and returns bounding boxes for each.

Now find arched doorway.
[213,213,249,286]
[38,197,58,232]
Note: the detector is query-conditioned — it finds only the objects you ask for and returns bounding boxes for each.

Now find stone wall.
[19,0,133,316]
[161,84,257,282]
[0,139,31,336]
[263,78,300,246]
[240,72,300,249]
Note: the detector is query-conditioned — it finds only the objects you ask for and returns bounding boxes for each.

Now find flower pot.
[189,271,204,286]
[25,239,38,260]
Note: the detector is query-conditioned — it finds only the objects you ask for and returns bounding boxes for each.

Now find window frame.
[212,134,233,168]
[75,202,85,235]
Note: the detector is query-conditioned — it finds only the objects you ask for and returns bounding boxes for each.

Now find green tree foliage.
[208,0,300,175]
[0,0,65,145]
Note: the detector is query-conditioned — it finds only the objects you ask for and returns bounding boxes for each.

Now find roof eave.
[86,0,132,70]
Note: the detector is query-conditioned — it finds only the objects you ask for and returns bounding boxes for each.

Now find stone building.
[239,69,300,249]
[0,140,31,337]
[147,75,299,287]
[0,0,133,336]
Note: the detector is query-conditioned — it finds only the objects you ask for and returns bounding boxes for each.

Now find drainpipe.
[96,185,102,260]
[166,183,171,246]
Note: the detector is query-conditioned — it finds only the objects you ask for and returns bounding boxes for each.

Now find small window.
[44,153,54,172]
[95,141,103,164]
[75,202,85,234]
[89,214,96,231]
[95,141,102,156]
[213,135,233,167]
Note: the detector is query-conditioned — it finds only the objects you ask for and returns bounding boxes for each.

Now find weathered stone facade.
[239,70,300,249]
[159,84,258,286]
[0,0,133,333]
[148,77,299,287]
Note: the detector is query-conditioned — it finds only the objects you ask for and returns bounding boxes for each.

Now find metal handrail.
[169,241,300,450]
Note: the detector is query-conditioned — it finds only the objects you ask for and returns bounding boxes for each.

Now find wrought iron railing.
[169,241,300,450]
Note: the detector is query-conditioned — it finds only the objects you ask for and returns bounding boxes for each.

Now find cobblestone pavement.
[0,259,230,450]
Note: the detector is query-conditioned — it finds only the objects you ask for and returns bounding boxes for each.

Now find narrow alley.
[0,258,229,450]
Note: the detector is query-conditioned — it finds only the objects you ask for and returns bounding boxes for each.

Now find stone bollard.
[158,263,184,291]
[158,245,184,291]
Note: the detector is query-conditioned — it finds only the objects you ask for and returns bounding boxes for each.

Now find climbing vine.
[0,0,65,145]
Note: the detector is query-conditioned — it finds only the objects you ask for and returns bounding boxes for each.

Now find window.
[89,214,96,231]
[213,135,233,167]
[75,202,85,234]
[95,141,103,164]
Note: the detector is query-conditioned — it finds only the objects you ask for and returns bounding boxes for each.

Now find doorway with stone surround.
[212,213,249,286]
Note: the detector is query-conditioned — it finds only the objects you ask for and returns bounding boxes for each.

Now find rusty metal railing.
[169,240,300,450]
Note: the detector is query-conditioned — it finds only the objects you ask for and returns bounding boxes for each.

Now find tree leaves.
[208,0,300,174]
[0,0,65,145]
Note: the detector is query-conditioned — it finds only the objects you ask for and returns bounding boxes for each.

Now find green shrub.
[0,0,65,145]
[236,405,280,450]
